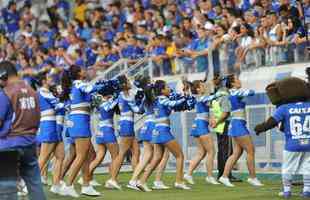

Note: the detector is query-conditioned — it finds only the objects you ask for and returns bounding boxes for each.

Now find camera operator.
[0,61,46,200]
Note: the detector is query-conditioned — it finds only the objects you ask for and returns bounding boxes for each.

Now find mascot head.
[266,77,310,106]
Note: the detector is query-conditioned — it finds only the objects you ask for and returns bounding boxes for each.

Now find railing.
[96,41,309,82]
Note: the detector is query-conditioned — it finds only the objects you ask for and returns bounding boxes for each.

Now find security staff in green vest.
[210,75,241,182]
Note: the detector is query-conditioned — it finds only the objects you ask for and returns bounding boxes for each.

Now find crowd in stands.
[0,0,309,79]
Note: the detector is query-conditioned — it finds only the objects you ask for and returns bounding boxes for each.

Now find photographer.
[0,61,46,200]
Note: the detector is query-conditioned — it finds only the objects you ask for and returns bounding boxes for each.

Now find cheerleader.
[36,72,65,194]
[218,75,263,187]
[137,80,190,191]
[60,65,102,197]
[184,80,220,185]
[61,118,100,187]
[128,82,170,190]
[106,75,142,190]
[88,93,119,185]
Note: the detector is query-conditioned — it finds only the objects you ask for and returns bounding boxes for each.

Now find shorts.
[39,121,62,143]
[152,126,175,144]
[228,119,250,137]
[66,137,75,145]
[139,122,155,142]
[67,114,91,139]
[56,124,64,136]
[96,127,117,144]
[190,120,210,137]
[119,120,135,137]
[282,150,310,175]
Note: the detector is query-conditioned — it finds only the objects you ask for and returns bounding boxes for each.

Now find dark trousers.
[0,145,46,200]
[216,121,233,179]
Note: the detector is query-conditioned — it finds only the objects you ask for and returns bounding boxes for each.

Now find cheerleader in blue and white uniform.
[128,82,170,190]
[184,80,221,185]
[127,83,155,190]
[60,65,102,197]
[36,72,65,194]
[218,75,263,187]
[106,75,142,190]
[88,93,119,183]
[137,80,190,191]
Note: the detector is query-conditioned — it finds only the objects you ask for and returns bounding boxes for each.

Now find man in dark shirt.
[0,61,46,200]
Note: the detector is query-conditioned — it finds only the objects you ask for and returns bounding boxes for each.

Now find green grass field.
[44,173,303,200]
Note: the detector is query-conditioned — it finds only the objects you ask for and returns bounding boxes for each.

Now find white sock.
[282,174,292,192]
[283,186,291,193]
[303,175,310,192]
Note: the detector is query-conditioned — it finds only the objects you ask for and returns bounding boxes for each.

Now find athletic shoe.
[60,180,66,187]
[105,179,122,190]
[41,176,48,185]
[17,179,28,196]
[127,180,140,191]
[78,177,101,187]
[184,174,195,185]
[219,177,235,187]
[278,191,292,199]
[50,185,62,195]
[301,191,310,198]
[90,179,102,186]
[81,185,101,196]
[137,182,152,192]
[60,185,79,198]
[174,182,191,190]
[247,178,264,187]
[206,176,220,185]
[152,181,170,190]
[17,191,28,197]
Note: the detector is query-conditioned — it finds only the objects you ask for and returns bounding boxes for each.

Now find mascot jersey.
[272,102,310,152]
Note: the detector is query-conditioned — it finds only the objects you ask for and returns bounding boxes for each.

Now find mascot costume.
[254,75,310,198]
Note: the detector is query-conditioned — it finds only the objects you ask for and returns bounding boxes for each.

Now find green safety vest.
[211,100,226,134]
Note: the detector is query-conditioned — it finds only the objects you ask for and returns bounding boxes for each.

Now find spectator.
[2,1,20,38]
[73,0,87,23]
[212,24,229,75]
[235,24,255,70]
[0,61,46,200]
[0,0,308,81]
[264,11,286,66]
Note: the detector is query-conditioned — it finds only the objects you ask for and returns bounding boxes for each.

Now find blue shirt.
[2,8,19,33]
[40,30,56,49]
[85,48,98,67]
[189,38,209,72]
[0,90,36,150]
[273,102,310,152]
[152,46,166,56]
[305,5,310,24]
[0,90,12,138]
